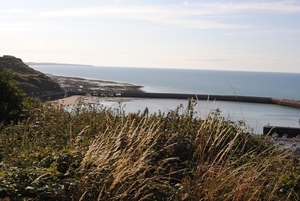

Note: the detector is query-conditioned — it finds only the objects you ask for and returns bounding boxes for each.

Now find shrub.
[0,98,299,200]
[0,71,27,123]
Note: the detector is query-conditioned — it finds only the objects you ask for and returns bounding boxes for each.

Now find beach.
[53,95,133,105]
[53,95,93,105]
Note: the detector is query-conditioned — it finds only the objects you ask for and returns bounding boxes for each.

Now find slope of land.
[0,55,64,96]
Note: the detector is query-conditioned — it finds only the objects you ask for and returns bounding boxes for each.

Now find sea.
[29,64,300,134]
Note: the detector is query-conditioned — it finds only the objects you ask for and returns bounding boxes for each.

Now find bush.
[0,98,300,200]
[0,71,27,123]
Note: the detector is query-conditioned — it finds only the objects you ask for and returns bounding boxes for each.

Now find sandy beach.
[53,95,93,105]
[53,95,134,106]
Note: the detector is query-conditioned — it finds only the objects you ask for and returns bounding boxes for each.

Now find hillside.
[0,55,63,96]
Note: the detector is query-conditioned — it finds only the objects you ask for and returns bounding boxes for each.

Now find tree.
[0,71,26,123]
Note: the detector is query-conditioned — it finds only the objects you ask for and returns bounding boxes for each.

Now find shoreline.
[47,74,144,94]
[45,74,300,108]
[52,95,134,105]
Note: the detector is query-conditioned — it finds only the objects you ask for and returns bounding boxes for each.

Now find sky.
[1,0,300,73]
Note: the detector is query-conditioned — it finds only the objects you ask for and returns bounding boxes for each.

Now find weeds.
[0,98,299,200]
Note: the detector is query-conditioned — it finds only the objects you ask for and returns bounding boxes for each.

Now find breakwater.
[119,92,300,108]
[121,92,273,103]
[36,91,300,109]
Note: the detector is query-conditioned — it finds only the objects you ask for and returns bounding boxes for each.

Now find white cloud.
[0,8,29,14]
[39,1,300,17]
[193,1,300,14]
[38,5,239,29]
[38,1,300,30]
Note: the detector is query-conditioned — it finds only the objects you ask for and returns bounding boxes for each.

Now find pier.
[119,92,300,108]
[36,91,300,109]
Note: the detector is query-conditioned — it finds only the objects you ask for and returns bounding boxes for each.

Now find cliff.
[0,55,64,97]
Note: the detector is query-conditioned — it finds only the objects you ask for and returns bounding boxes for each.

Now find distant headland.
[25,62,94,67]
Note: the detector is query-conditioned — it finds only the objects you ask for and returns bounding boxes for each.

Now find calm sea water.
[29,64,300,133]
[29,64,300,100]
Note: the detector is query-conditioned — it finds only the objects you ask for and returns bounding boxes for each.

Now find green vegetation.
[1,95,300,200]
[0,55,63,96]
[0,71,29,124]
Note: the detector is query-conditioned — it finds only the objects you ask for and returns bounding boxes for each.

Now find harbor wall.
[36,91,300,109]
[120,92,300,108]
[121,92,273,102]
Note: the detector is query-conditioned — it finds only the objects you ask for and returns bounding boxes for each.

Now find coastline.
[52,95,133,105]
[47,74,144,94]
[46,74,300,108]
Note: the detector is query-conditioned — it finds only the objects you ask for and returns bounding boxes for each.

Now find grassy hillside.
[0,98,300,200]
[0,55,63,96]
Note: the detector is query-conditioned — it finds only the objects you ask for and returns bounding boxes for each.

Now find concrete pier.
[119,92,300,108]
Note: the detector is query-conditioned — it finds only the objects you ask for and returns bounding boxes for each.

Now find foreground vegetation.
[0,95,300,200]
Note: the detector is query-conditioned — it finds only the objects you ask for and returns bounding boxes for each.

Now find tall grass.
[0,98,300,200]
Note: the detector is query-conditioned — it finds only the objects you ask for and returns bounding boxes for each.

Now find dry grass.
[79,117,171,200]
[1,98,300,200]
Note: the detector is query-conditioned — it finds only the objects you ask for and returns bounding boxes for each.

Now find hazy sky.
[1,0,300,72]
